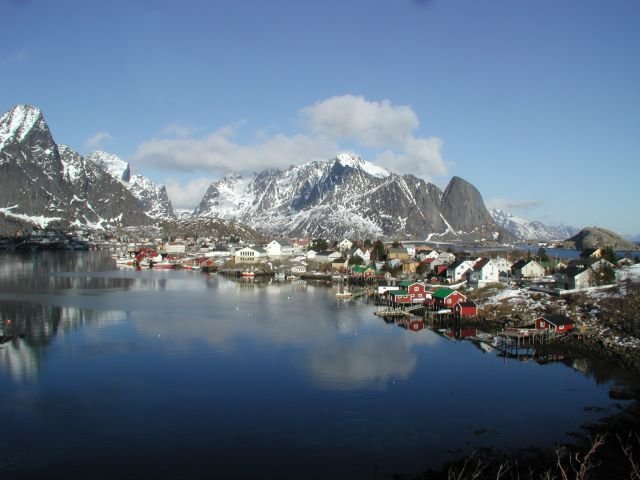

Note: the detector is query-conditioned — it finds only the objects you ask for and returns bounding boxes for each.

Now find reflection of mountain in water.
[0,301,126,381]
[0,250,120,292]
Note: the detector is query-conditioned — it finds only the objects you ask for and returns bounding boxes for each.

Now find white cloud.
[374,136,446,181]
[303,95,419,147]
[486,198,542,212]
[85,131,112,149]
[132,95,448,208]
[164,177,214,210]
[134,126,336,175]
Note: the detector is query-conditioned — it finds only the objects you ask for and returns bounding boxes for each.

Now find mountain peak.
[0,104,46,150]
[335,152,390,178]
[87,151,130,183]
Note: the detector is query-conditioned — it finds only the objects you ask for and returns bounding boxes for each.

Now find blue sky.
[1,0,639,236]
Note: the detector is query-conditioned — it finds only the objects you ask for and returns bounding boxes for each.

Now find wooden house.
[454,300,478,317]
[430,287,467,309]
[534,315,575,333]
[511,259,545,279]
[467,258,499,287]
[397,281,430,303]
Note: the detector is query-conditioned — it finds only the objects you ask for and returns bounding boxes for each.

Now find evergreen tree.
[348,255,363,266]
[601,246,618,263]
[371,240,386,262]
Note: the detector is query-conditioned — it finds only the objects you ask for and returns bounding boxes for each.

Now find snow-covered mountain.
[87,151,174,219]
[86,151,130,182]
[194,153,514,242]
[490,208,578,242]
[0,104,154,233]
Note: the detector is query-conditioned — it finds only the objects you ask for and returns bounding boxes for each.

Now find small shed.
[534,315,575,333]
[454,300,478,317]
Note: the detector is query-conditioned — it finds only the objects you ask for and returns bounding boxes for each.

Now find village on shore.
[3,227,640,387]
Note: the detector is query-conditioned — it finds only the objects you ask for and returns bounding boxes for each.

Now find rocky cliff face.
[194,153,513,241]
[0,104,153,232]
[87,151,174,219]
[59,145,153,227]
[0,105,68,224]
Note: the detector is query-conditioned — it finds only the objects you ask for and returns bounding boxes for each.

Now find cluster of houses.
[113,236,622,293]
[241,239,620,291]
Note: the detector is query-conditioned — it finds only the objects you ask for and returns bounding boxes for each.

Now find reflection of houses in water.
[0,338,38,381]
[1,304,127,380]
[397,319,426,333]
[440,326,478,341]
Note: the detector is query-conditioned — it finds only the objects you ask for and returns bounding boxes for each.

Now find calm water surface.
[0,251,627,479]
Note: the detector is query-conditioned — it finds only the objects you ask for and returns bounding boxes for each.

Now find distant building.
[234,246,267,264]
[511,259,545,279]
[164,242,186,254]
[266,239,294,257]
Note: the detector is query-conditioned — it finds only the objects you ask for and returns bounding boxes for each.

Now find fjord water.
[0,252,625,479]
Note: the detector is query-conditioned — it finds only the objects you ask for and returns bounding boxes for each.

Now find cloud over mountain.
[133,95,448,193]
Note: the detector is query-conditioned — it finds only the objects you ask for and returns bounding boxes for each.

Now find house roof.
[457,301,477,308]
[352,265,374,273]
[563,266,590,278]
[388,290,409,296]
[238,246,266,254]
[512,259,542,270]
[537,315,574,327]
[432,287,455,299]
[387,247,408,254]
[473,258,491,271]
[316,250,340,256]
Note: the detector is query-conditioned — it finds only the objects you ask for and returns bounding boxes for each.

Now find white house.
[306,249,318,260]
[554,267,595,290]
[417,249,439,261]
[437,251,456,264]
[467,258,500,287]
[512,259,545,279]
[290,264,307,275]
[164,242,186,254]
[403,244,416,257]
[234,246,267,264]
[348,247,371,263]
[492,257,513,275]
[338,239,353,252]
[447,259,476,283]
[266,239,294,257]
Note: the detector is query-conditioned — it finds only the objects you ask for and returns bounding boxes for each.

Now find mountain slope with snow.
[0,104,153,232]
[87,151,174,219]
[194,154,513,241]
[490,209,578,241]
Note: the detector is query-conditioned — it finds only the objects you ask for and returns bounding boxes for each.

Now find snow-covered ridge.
[86,151,130,182]
[490,208,577,241]
[0,104,44,151]
[336,152,390,178]
[86,150,174,219]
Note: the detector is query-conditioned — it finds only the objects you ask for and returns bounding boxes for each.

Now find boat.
[335,291,353,299]
[241,271,256,277]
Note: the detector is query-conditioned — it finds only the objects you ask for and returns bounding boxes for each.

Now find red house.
[534,315,575,333]
[430,287,467,310]
[454,300,478,317]
[398,281,430,303]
